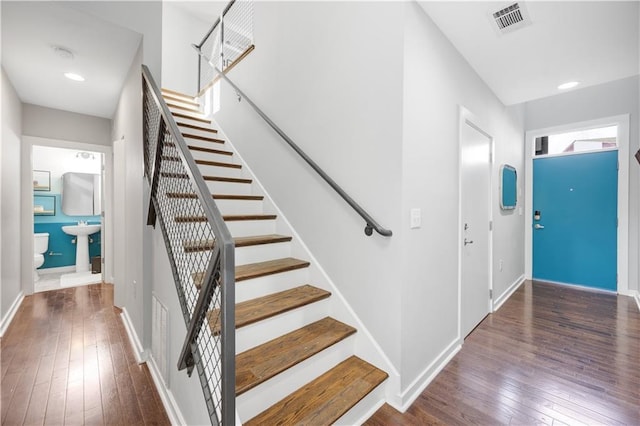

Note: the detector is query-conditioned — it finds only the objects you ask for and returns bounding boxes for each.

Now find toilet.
[34,232,49,281]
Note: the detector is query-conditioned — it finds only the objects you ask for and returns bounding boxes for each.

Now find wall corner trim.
[0,291,25,337]
[388,338,461,413]
[493,274,526,312]
[120,308,148,364]
[147,354,188,426]
[633,291,640,312]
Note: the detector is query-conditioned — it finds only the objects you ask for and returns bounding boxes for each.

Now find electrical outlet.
[499,259,504,272]
[132,280,137,298]
[410,208,421,229]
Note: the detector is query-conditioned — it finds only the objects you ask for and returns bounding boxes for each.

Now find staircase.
[160,88,388,424]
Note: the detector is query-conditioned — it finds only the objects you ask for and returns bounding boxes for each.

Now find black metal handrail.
[142,65,235,425]
[193,49,393,237]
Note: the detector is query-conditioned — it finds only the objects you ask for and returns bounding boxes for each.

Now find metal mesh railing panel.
[142,67,234,425]
[222,1,254,68]
[200,26,221,93]
[143,82,161,184]
[197,0,254,92]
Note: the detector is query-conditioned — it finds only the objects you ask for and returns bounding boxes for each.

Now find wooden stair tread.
[172,111,210,124]
[162,157,239,170]
[161,173,250,184]
[244,356,388,426]
[193,257,309,289]
[236,257,309,281]
[195,159,241,169]
[176,121,218,133]
[184,133,225,144]
[161,88,195,100]
[236,317,356,395]
[163,142,231,156]
[206,285,330,335]
[165,192,263,201]
[175,214,275,223]
[183,234,292,253]
[167,102,200,113]
[163,94,199,108]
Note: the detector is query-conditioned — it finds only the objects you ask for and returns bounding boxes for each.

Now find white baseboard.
[388,338,461,412]
[120,308,147,364]
[39,265,76,275]
[0,291,24,337]
[147,354,187,426]
[493,274,525,312]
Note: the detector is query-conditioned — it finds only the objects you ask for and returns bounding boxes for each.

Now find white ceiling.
[1,1,142,118]
[2,2,638,118]
[419,1,640,105]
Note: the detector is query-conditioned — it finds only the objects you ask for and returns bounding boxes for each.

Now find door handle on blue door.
[534,224,545,229]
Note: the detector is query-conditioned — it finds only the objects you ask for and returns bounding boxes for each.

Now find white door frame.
[457,106,494,342]
[21,136,113,295]
[524,114,630,294]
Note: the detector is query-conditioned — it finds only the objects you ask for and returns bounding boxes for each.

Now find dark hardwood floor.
[366,280,640,425]
[1,283,170,425]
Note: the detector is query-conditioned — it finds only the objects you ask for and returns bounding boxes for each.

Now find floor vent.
[152,294,169,385]
[491,3,531,35]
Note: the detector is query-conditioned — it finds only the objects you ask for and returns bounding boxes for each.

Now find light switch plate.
[410,208,421,229]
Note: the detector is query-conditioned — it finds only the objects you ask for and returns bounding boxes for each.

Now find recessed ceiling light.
[558,81,579,90]
[64,72,85,82]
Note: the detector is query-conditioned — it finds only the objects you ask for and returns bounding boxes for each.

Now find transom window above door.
[535,125,617,157]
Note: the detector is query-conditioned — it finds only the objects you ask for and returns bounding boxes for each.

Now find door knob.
[534,224,545,229]
[464,238,474,246]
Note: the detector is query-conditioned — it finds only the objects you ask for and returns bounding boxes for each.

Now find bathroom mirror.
[500,164,517,210]
[62,172,101,216]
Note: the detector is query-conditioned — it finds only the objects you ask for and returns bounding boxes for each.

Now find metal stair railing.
[142,65,235,426]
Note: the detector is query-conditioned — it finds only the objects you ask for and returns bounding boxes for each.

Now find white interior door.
[460,119,492,338]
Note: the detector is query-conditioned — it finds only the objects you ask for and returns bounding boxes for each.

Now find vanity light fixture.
[76,151,95,160]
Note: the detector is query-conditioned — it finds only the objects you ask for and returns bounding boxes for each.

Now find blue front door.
[532,150,618,291]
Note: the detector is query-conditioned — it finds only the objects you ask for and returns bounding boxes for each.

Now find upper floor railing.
[195,0,254,95]
[142,65,235,425]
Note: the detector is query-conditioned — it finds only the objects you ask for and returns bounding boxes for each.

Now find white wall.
[32,146,102,193]
[400,1,525,395]
[524,75,640,294]
[213,1,406,369]
[1,67,23,326]
[212,1,526,404]
[23,104,112,146]
[111,44,147,340]
[161,2,210,96]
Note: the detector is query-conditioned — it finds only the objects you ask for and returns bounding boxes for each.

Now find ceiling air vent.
[491,2,531,35]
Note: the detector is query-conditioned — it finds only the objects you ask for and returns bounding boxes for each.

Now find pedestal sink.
[61,224,101,273]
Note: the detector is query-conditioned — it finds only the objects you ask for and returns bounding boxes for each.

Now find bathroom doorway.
[22,136,113,294]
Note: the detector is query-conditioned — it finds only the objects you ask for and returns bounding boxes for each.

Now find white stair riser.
[225,219,276,237]
[214,199,264,216]
[205,180,253,195]
[189,149,234,164]
[235,241,291,265]
[171,115,210,128]
[334,380,387,426]
[235,298,331,353]
[169,105,201,116]
[235,268,309,303]
[180,127,221,140]
[237,335,355,422]
[196,164,244,179]
[167,197,262,216]
[165,98,199,110]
